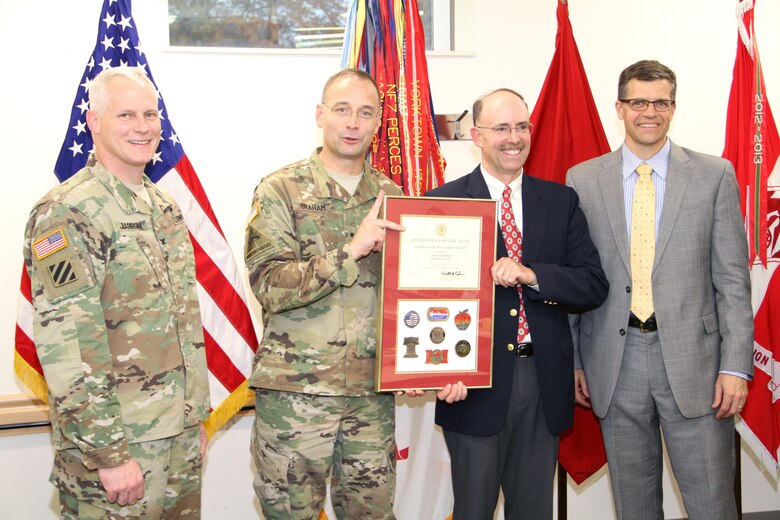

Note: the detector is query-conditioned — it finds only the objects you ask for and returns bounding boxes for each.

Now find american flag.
[32,229,67,260]
[14,0,258,436]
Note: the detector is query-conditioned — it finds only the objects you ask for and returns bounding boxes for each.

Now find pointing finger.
[378,220,405,232]
[368,190,386,219]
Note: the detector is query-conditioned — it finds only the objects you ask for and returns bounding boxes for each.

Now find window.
[167,0,466,51]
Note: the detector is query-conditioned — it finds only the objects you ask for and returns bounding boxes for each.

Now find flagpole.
[557,463,567,519]
[735,430,742,519]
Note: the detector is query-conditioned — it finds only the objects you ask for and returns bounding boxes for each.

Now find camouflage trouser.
[55,425,202,519]
[251,389,396,520]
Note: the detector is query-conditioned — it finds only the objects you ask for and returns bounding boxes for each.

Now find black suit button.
[619,329,626,336]
[626,286,631,293]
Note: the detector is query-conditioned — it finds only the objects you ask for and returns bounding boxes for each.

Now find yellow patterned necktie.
[630,163,655,322]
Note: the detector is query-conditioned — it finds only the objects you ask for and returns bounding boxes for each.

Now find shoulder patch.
[47,259,79,287]
[36,251,95,302]
[33,228,68,260]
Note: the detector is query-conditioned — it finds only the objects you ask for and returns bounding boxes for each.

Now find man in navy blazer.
[428,88,608,519]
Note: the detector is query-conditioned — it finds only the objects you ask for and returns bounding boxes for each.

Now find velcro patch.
[48,259,78,287]
[33,228,68,260]
[253,236,275,256]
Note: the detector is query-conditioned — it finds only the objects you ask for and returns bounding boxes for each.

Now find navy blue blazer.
[426,166,608,436]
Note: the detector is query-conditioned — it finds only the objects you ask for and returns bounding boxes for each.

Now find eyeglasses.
[321,102,378,120]
[475,122,533,136]
[619,98,676,112]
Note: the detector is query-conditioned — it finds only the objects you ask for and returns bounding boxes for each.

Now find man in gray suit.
[566,60,753,520]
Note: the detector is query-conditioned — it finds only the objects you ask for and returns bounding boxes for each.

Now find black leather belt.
[628,313,657,332]
[515,343,534,357]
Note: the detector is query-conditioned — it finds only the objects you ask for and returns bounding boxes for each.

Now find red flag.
[525,0,611,484]
[13,0,258,437]
[723,0,779,267]
[723,0,780,469]
[524,1,610,186]
[741,243,780,468]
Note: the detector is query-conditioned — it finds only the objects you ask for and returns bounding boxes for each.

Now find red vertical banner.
[723,0,779,267]
[525,0,611,484]
[524,0,610,185]
[723,0,780,470]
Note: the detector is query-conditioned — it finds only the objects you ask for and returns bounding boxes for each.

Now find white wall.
[1,0,779,518]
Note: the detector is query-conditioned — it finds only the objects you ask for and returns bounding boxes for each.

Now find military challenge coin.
[430,326,445,344]
[455,340,471,357]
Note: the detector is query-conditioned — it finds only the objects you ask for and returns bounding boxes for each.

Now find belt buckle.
[638,320,653,333]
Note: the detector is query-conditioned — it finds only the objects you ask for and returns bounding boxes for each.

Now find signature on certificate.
[441,270,465,277]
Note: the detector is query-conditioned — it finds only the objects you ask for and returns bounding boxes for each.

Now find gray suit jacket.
[566,141,753,419]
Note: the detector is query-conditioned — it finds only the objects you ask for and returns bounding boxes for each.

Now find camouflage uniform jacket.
[23,156,210,471]
[245,149,402,396]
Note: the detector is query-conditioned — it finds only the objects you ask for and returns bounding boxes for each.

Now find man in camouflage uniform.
[23,67,210,519]
[245,69,405,519]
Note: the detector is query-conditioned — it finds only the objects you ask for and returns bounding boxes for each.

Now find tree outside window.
[168,0,438,50]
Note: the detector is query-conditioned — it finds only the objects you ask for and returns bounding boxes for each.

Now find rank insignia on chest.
[47,259,78,287]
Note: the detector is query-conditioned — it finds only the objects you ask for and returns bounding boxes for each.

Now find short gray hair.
[89,66,157,115]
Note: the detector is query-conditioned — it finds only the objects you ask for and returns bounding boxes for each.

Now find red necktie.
[500,185,529,343]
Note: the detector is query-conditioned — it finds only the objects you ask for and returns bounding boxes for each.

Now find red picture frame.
[376,196,497,391]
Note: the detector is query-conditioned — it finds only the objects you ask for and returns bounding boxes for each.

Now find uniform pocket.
[251,434,294,510]
[135,235,170,293]
[53,449,144,517]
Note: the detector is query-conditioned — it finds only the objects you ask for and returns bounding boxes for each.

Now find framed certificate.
[376,196,497,392]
